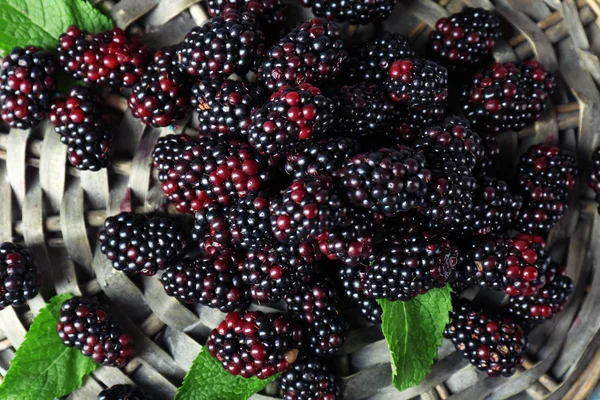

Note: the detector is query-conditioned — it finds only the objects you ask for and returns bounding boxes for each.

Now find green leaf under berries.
[0,293,99,400]
[0,0,113,54]
[378,285,453,392]
[175,347,278,400]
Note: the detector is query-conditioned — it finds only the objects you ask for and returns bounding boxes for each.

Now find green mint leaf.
[377,285,453,391]
[0,0,113,54]
[0,293,99,400]
[176,347,278,400]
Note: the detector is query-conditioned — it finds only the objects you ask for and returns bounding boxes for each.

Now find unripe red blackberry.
[207,311,303,379]
[300,0,397,25]
[57,297,134,367]
[98,384,149,400]
[590,146,600,213]
[1,46,57,129]
[0,242,39,310]
[207,0,287,26]
[444,299,528,377]
[318,209,375,266]
[278,356,341,400]
[284,137,361,180]
[57,26,150,88]
[49,85,115,171]
[339,264,382,323]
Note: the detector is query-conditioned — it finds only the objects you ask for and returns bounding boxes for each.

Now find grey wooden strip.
[67,377,104,400]
[143,0,203,27]
[141,12,199,50]
[60,184,94,276]
[110,0,160,29]
[404,0,449,28]
[130,361,178,400]
[506,0,553,18]
[128,127,161,211]
[92,365,136,387]
[38,122,66,212]
[163,327,202,370]
[6,129,30,206]
[561,0,591,50]
[80,170,110,211]
[0,308,27,348]
[342,363,393,400]
[113,111,146,159]
[0,164,13,242]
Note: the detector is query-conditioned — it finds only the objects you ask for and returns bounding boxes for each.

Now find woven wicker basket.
[1,0,599,399]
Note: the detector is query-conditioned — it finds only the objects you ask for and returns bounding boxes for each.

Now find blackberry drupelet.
[468,177,522,236]
[258,18,348,91]
[193,203,238,255]
[191,78,267,137]
[515,144,578,234]
[49,85,114,171]
[284,137,361,180]
[339,264,382,323]
[462,61,556,133]
[0,242,39,310]
[207,311,303,379]
[475,131,500,178]
[227,191,274,252]
[207,0,287,26]
[318,209,376,266]
[248,84,336,156]
[98,385,150,400]
[300,0,397,25]
[57,297,134,367]
[444,299,527,377]
[278,356,341,400]
[128,47,191,127]
[0,46,57,129]
[57,26,150,88]
[429,8,500,69]
[176,10,265,79]
[98,212,187,276]
[590,146,600,213]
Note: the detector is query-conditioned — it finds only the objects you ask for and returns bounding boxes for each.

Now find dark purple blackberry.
[515,144,578,234]
[278,356,341,400]
[227,191,274,252]
[57,297,134,367]
[176,10,266,79]
[339,265,382,323]
[248,84,335,156]
[0,242,39,310]
[364,230,459,301]
[284,137,361,180]
[258,18,348,91]
[98,385,150,400]
[161,255,249,312]
[285,279,348,357]
[57,26,150,88]
[318,209,375,266]
[429,8,500,69]
[98,212,187,276]
[467,177,522,236]
[191,78,267,137]
[590,146,600,213]
[300,0,397,24]
[128,47,191,127]
[207,0,287,26]
[49,85,114,171]
[193,203,238,256]
[336,147,431,217]
[475,131,500,178]
[444,299,528,377]
[207,311,303,379]
[0,46,57,129]
[462,61,556,133]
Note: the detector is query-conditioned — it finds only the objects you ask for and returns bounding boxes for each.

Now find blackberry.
[258,18,348,91]
[429,8,500,69]
[57,26,150,88]
[278,356,341,400]
[364,230,459,301]
[0,242,39,310]
[300,0,397,25]
[590,146,600,213]
[128,47,191,127]
[98,212,187,276]
[193,203,238,255]
[207,0,287,26]
[227,191,274,252]
[467,177,522,236]
[284,137,361,180]
[98,385,150,400]
[248,84,335,156]
[57,297,134,367]
[161,255,249,312]
[176,10,266,79]
[515,144,578,234]
[191,78,267,137]
[0,46,57,129]
[318,209,376,266]
[339,265,382,323]
[336,147,431,217]
[49,85,114,171]
[461,61,556,133]
[207,311,303,379]
[475,131,500,178]
[444,299,527,377]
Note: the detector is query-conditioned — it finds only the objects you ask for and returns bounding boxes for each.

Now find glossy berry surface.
[339,264,382,323]
[385,58,448,110]
[590,146,600,213]
[318,209,376,266]
[284,137,361,180]
[278,356,341,400]
[0,242,39,310]
[300,0,397,25]
[97,384,150,400]
[207,0,287,26]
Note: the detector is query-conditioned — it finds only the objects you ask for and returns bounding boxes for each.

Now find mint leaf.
[0,0,113,54]
[176,347,277,400]
[0,293,99,400]
[377,285,453,391]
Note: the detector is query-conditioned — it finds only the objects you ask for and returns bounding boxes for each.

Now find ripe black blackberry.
[278,356,341,400]
[467,177,522,236]
[462,61,556,133]
[161,255,250,312]
[191,78,267,137]
[57,297,134,367]
[57,26,150,88]
[207,311,303,379]
[475,131,500,178]
[429,8,500,69]
[318,209,375,266]
[128,47,191,127]
[336,147,431,217]
[207,0,287,26]
[444,299,528,377]
[98,212,187,276]
[590,146,600,213]
[339,264,382,323]
[0,242,39,310]
[284,137,361,180]
[49,85,114,171]
[193,203,238,255]
[258,18,348,91]
[515,144,578,234]
[176,10,265,79]
[98,385,150,400]
[248,84,335,156]
[0,46,57,129]
[227,191,274,252]
[300,0,397,25]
